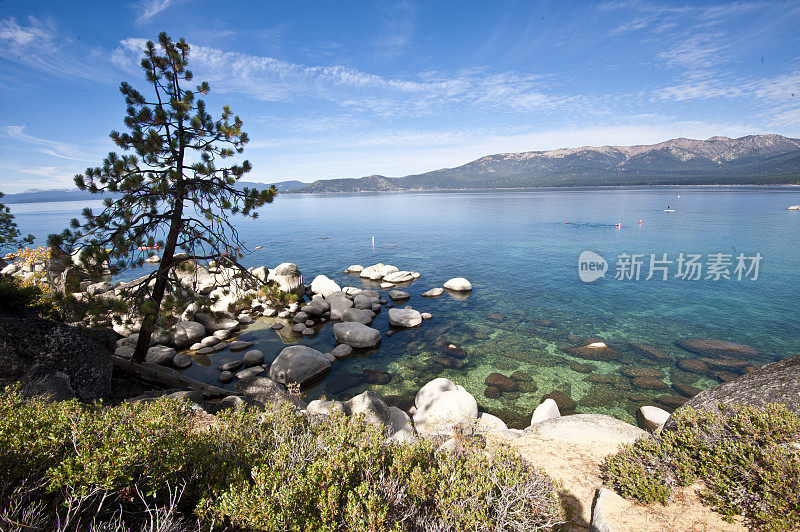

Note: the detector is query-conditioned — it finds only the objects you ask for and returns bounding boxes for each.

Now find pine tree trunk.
[131,197,185,363]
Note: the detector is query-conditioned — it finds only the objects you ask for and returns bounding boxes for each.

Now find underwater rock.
[656,395,689,410]
[542,390,576,412]
[569,362,595,374]
[583,374,617,384]
[485,373,517,391]
[672,383,702,397]
[621,366,665,379]
[677,358,709,374]
[676,338,759,358]
[442,344,467,358]
[362,369,391,385]
[630,344,672,361]
[510,370,533,382]
[713,371,740,383]
[564,341,619,361]
[484,385,501,398]
[631,377,668,390]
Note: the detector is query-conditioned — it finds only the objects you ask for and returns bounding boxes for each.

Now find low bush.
[0,273,60,318]
[602,404,800,531]
[0,387,563,531]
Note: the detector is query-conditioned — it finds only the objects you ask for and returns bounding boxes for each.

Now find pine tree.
[0,192,33,252]
[49,33,275,363]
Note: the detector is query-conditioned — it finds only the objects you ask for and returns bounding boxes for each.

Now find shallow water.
[11,187,800,426]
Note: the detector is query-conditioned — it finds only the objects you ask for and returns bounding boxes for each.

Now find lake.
[10,186,800,426]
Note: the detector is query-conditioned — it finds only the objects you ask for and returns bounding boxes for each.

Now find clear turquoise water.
[11,187,800,426]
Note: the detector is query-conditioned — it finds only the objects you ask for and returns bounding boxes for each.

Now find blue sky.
[1,0,799,192]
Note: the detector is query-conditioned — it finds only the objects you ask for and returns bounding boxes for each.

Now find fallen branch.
[113,356,234,397]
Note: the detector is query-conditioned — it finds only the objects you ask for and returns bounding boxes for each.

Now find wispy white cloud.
[134,0,190,23]
[112,38,576,115]
[373,0,415,59]
[3,125,95,162]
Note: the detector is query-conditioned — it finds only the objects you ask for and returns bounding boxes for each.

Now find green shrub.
[602,404,800,530]
[0,273,59,318]
[0,387,563,531]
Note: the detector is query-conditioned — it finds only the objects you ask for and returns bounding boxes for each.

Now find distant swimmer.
[614,223,621,229]
[637,219,642,224]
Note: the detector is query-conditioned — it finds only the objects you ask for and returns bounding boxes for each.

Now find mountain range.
[296,134,800,193]
[1,180,309,204]
[4,135,799,203]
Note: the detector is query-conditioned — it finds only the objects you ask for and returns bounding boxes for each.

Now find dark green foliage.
[602,404,800,530]
[0,192,33,252]
[0,387,563,531]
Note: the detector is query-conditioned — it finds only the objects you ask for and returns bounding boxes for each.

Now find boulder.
[415,377,458,410]
[194,313,239,333]
[530,398,561,424]
[331,344,353,359]
[665,355,800,429]
[267,263,303,293]
[307,399,345,416]
[169,321,206,349]
[637,406,670,432]
[145,345,176,366]
[229,340,254,351]
[269,345,331,386]
[172,353,192,369]
[85,281,112,296]
[236,366,265,380]
[524,414,647,445]
[476,412,508,432]
[676,338,759,357]
[387,406,415,441]
[353,293,377,310]
[344,390,391,427]
[329,297,354,320]
[251,265,268,283]
[340,307,374,325]
[333,322,381,349]
[235,376,291,407]
[388,308,422,328]
[243,349,265,367]
[542,390,577,411]
[564,341,619,361]
[383,271,415,284]
[412,388,478,435]
[388,289,410,301]
[443,277,472,291]
[310,275,341,297]
[218,371,234,383]
[219,360,243,372]
[345,265,364,273]
[421,287,444,297]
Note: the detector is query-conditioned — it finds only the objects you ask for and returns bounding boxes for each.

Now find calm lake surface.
[11,186,800,426]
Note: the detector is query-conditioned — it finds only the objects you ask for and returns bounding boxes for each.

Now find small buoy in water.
[254,245,263,250]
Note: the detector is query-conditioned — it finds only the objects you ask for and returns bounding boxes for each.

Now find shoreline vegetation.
[1,31,798,531]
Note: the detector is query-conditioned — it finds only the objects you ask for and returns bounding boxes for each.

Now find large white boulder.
[388,308,422,328]
[383,270,415,283]
[531,398,561,425]
[267,263,303,293]
[443,277,472,291]
[269,345,331,386]
[412,388,478,435]
[524,414,647,445]
[414,377,458,410]
[333,322,381,349]
[310,274,341,297]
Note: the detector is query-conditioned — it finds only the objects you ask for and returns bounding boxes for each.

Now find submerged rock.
[676,338,759,358]
[631,376,668,390]
[672,382,702,397]
[485,373,517,391]
[542,390,577,412]
[564,341,619,361]
[326,371,362,394]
